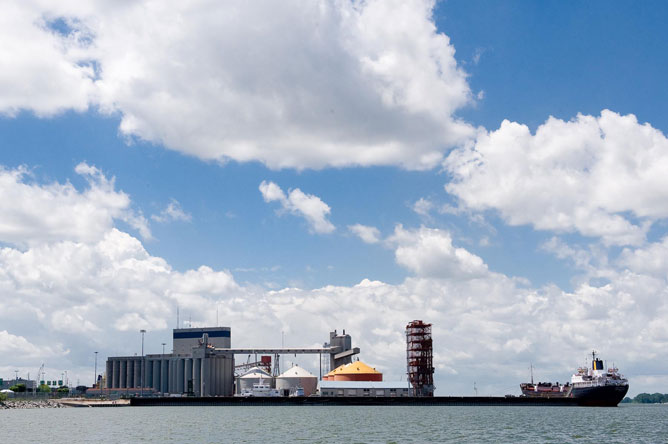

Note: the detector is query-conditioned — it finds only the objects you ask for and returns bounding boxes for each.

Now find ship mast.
[530,363,534,384]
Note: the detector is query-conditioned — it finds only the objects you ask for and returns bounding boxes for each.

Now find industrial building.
[318,381,411,397]
[0,378,36,391]
[103,323,434,398]
[105,327,359,397]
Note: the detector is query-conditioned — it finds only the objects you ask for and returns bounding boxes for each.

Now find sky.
[1,0,668,396]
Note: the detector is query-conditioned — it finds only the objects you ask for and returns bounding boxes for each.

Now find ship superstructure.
[569,351,628,406]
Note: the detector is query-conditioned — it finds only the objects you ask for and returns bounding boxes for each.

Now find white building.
[318,381,411,397]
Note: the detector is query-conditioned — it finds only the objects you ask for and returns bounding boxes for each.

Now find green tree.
[633,392,668,403]
[9,383,26,392]
[38,384,51,393]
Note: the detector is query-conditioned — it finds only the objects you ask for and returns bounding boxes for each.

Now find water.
[2,404,666,443]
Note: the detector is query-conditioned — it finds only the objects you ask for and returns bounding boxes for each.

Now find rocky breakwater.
[1,399,66,409]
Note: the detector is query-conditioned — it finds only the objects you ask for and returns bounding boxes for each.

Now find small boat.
[239,379,281,397]
[289,386,305,397]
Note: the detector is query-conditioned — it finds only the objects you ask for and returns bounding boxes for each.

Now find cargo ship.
[520,351,629,406]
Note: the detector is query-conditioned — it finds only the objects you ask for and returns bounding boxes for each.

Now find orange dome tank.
[332,361,382,382]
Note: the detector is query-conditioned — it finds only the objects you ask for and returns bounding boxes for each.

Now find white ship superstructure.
[569,351,629,406]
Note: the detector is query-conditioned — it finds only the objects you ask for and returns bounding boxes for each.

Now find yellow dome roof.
[337,360,381,375]
[325,364,348,377]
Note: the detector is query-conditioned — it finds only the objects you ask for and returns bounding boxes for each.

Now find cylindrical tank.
[276,365,318,396]
[237,367,273,393]
[333,360,382,382]
[323,364,347,381]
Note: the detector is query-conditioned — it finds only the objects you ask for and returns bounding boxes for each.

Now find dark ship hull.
[571,384,629,407]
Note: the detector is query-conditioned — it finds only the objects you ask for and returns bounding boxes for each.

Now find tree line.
[621,393,668,403]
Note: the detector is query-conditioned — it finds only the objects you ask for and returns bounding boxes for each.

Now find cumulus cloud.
[412,197,434,217]
[2,218,668,395]
[618,236,668,279]
[0,2,96,117]
[388,225,487,278]
[0,228,243,366]
[1,0,474,170]
[348,224,381,244]
[444,110,668,246]
[0,163,149,246]
[260,181,335,234]
[0,330,67,359]
[151,199,192,223]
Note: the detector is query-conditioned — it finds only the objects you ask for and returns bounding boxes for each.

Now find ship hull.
[571,384,629,407]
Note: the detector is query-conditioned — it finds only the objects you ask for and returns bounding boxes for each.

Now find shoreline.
[1,398,131,409]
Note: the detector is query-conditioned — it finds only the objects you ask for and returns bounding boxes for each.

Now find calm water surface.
[2,404,666,443]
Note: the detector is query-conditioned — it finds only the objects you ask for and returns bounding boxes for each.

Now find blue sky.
[1,0,668,396]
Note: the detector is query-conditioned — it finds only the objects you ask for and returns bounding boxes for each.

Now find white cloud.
[1,219,667,396]
[444,110,668,246]
[1,0,473,170]
[258,181,286,203]
[618,236,668,279]
[0,2,96,117]
[388,225,488,279]
[348,224,381,244]
[0,227,242,364]
[260,181,335,234]
[412,197,434,217]
[0,163,149,246]
[151,199,192,223]
[0,330,67,359]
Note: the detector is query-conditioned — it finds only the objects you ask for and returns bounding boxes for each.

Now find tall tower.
[406,320,434,397]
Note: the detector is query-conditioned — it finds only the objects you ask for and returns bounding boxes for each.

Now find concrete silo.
[236,367,272,394]
[276,365,318,396]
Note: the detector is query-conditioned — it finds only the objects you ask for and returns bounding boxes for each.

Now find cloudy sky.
[1,0,667,396]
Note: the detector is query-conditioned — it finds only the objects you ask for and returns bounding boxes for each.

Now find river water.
[2,404,666,443]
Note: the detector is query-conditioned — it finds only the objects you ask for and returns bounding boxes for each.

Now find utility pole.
[94,351,98,389]
[140,329,146,397]
[162,343,166,356]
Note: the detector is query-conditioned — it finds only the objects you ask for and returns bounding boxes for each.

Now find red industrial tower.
[406,320,435,397]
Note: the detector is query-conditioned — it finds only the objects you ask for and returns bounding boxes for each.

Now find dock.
[131,396,581,407]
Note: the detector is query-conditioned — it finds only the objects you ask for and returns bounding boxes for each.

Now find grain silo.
[333,360,382,381]
[322,364,347,380]
[276,365,318,396]
[236,366,272,394]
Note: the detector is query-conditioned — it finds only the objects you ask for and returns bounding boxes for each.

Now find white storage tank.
[276,365,318,396]
[237,367,273,394]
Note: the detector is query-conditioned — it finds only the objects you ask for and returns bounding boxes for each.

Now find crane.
[34,363,45,394]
